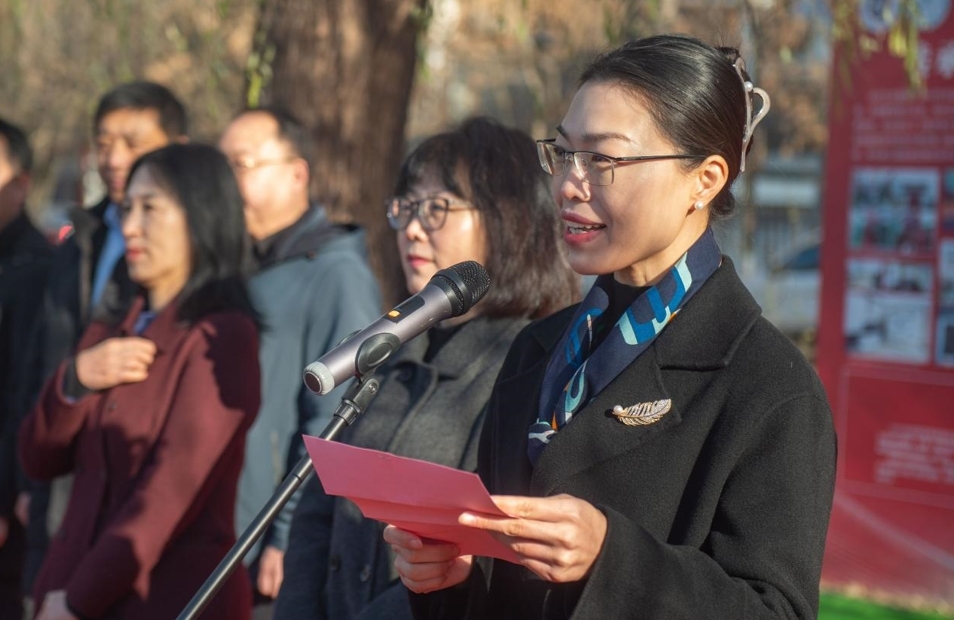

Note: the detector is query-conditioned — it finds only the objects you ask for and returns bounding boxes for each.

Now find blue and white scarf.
[527,228,722,465]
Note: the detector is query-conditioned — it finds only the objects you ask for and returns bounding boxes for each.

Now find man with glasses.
[219,108,381,617]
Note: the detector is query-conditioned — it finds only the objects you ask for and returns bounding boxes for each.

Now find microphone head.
[432,261,491,317]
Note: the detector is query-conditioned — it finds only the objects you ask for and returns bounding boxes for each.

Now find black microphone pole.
[175,370,382,620]
[177,261,490,619]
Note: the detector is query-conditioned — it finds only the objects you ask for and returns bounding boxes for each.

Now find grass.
[820,592,954,620]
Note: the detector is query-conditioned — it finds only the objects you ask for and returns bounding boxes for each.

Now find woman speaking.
[386,34,836,620]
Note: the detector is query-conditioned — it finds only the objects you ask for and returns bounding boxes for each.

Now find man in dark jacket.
[219,108,381,616]
[20,82,187,598]
[0,118,52,620]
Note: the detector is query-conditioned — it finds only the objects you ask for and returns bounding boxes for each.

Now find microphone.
[303,261,490,395]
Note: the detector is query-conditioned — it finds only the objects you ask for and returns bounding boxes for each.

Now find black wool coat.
[0,213,51,518]
[275,316,529,620]
[411,258,837,620]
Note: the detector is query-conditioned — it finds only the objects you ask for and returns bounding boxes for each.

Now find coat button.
[359,564,372,583]
[107,401,117,411]
[328,555,340,572]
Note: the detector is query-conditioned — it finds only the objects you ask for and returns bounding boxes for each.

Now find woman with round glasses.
[386,34,836,620]
[274,117,578,620]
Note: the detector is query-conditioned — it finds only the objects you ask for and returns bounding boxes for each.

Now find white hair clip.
[734,57,771,172]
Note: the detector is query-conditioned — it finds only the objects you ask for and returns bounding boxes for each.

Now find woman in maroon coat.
[20,143,262,620]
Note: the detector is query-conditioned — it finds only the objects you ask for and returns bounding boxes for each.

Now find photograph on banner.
[848,167,939,255]
[859,0,954,33]
[941,238,954,305]
[936,310,954,366]
[942,168,954,234]
[844,258,934,363]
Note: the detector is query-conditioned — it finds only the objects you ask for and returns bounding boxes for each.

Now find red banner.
[817,0,954,605]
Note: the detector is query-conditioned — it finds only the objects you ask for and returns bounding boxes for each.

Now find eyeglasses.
[386,196,473,232]
[536,139,699,186]
[227,155,298,172]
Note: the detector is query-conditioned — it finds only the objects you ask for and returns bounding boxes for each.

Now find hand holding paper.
[302,435,522,563]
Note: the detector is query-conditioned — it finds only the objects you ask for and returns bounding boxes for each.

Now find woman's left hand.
[460,494,607,583]
[256,545,285,598]
[36,590,78,620]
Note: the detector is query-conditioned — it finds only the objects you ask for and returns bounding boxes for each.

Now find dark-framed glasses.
[535,139,700,186]
[386,196,473,232]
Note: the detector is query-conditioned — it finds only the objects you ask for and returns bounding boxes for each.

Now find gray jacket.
[274,315,528,620]
[239,205,381,565]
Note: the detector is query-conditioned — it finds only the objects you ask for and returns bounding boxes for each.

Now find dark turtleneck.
[590,278,650,352]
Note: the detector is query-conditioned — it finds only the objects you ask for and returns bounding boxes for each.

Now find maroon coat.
[19,297,260,619]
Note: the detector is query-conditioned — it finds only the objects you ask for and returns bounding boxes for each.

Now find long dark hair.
[395,117,578,319]
[126,143,260,326]
[579,34,751,219]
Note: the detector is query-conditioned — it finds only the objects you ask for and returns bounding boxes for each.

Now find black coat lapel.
[506,258,762,498]
[484,355,548,496]
[530,346,683,495]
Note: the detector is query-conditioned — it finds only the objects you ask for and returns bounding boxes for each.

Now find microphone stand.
[176,370,382,620]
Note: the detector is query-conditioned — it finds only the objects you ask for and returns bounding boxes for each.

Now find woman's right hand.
[75,337,157,391]
[384,525,474,593]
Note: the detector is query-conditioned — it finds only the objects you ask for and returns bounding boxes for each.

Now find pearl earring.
[694,201,705,210]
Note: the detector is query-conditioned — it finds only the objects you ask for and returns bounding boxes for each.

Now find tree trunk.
[253,0,427,308]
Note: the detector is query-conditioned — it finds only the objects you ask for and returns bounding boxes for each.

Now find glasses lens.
[537,142,557,175]
[386,199,411,231]
[386,198,451,231]
[544,142,570,177]
[576,152,614,186]
[419,198,449,231]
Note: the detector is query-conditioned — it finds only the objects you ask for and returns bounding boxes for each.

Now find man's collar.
[103,202,122,229]
[252,203,315,265]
